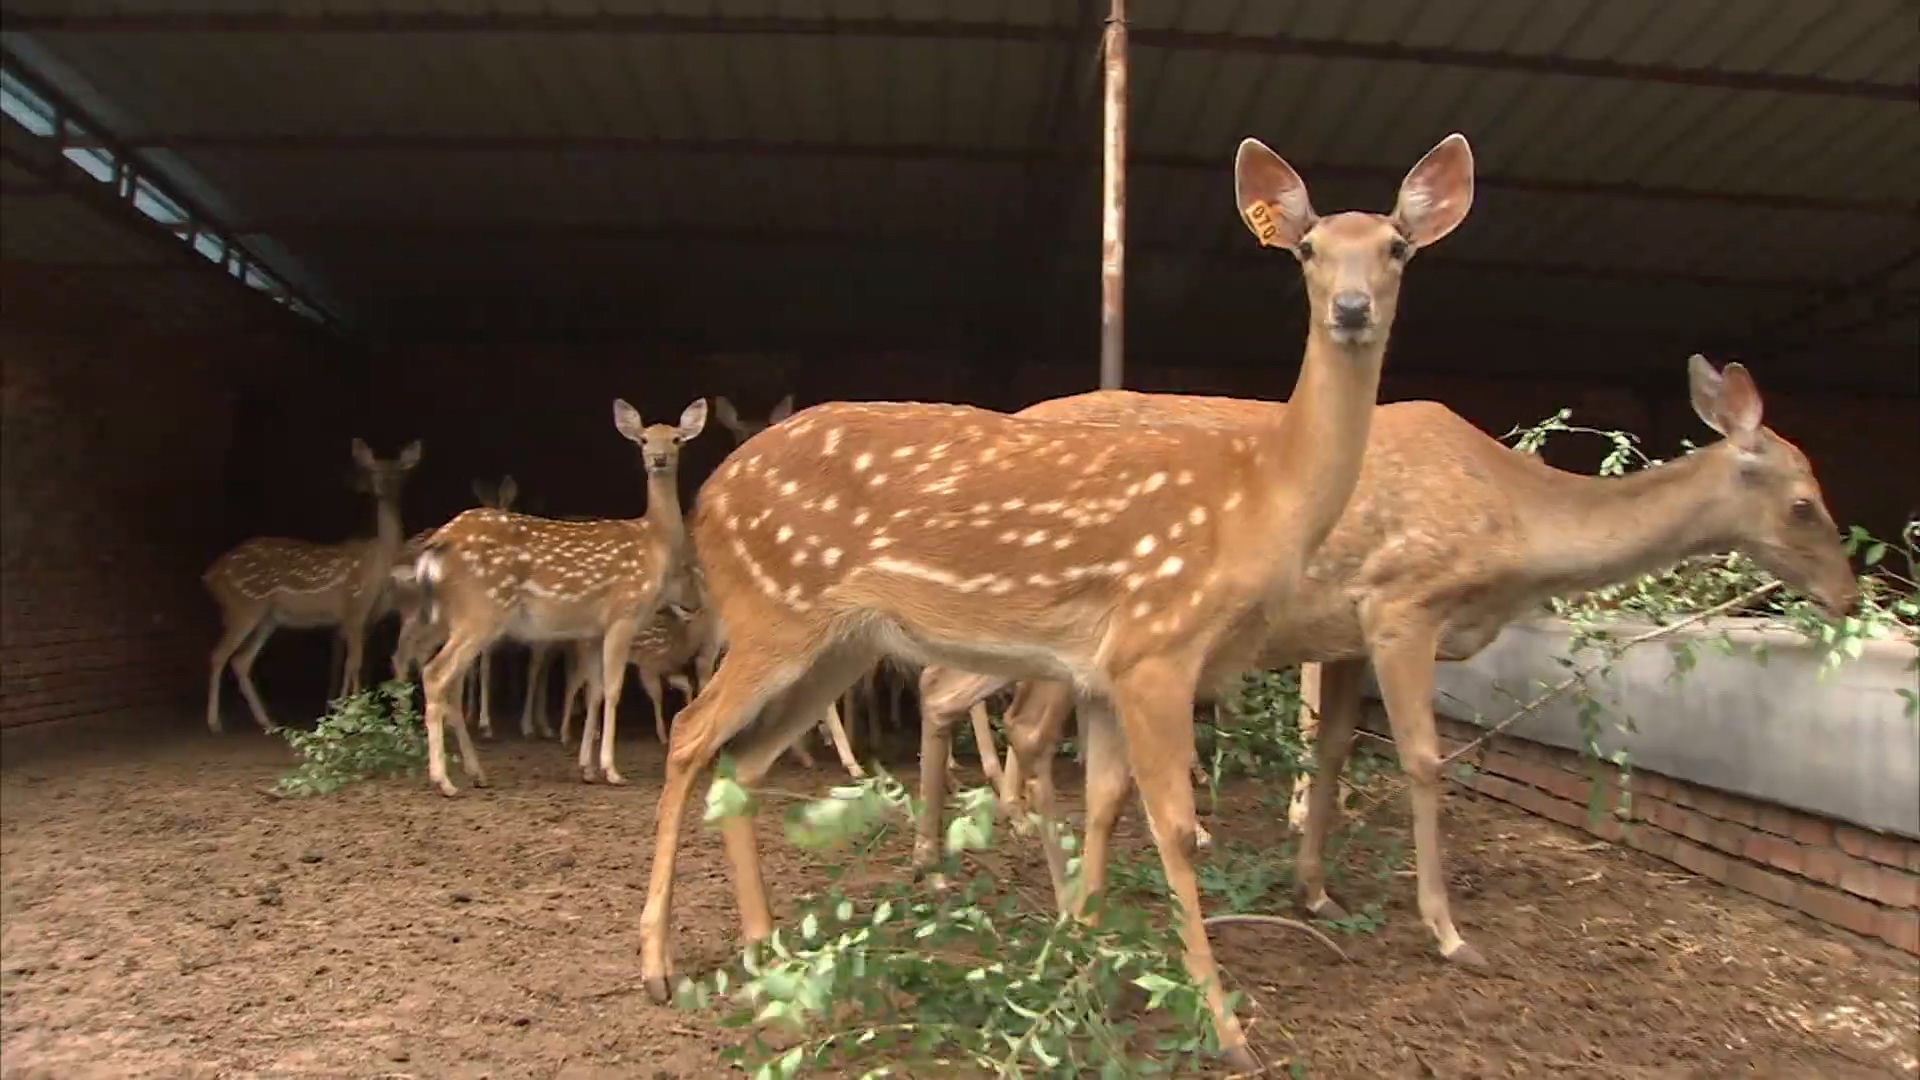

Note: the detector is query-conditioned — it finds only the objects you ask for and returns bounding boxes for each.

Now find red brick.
[1669,837,1733,884]
[1755,804,1801,839]
[1839,861,1920,910]
[1909,843,1920,876]
[1714,792,1761,828]
[1835,825,1876,860]
[1744,832,1806,877]
[1504,780,1587,831]
[1706,818,1757,859]
[1874,909,1920,956]
[1803,847,1847,888]
[1796,882,1882,938]
[1727,860,1800,908]
[1624,824,1680,862]
[1632,772,1673,802]
[1789,815,1836,848]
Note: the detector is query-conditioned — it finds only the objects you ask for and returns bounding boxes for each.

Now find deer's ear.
[471,477,492,505]
[1234,138,1314,251]
[1393,133,1474,248]
[1715,362,1765,439]
[496,474,518,509]
[712,396,747,437]
[1687,354,1724,432]
[613,398,645,443]
[678,398,709,440]
[396,440,423,470]
[351,438,376,469]
[767,393,795,424]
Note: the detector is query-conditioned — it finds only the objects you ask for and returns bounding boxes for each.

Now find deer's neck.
[371,491,404,561]
[1516,447,1739,596]
[644,469,688,554]
[1257,329,1386,565]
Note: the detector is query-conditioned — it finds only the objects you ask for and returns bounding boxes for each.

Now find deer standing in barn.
[635,133,1478,1070]
[388,474,548,738]
[203,438,422,733]
[916,356,1859,970]
[411,399,707,794]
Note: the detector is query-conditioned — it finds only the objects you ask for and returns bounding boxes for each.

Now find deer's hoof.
[644,975,673,1005]
[435,780,460,798]
[1221,1042,1262,1075]
[603,771,628,786]
[580,769,600,785]
[1443,940,1489,970]
[1193,823,1214,851]
[468,774,490,790]
[1303,893,1349,922]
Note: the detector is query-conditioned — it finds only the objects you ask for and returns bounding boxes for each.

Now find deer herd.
[200,133,1859,1070]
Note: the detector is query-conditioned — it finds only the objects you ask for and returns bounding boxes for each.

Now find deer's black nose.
[1331,291,1373,329]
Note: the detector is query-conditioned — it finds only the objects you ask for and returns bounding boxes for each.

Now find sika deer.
[637,134,1476,1069]
[203,438,422,733]
[919,356,1859,968]
[389,474,525,735]
[412,399,708,795]
[714,392,863,776]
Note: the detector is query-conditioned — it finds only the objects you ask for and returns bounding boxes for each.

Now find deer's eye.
[1388,237,1412,261]
[1295,239,1315,261]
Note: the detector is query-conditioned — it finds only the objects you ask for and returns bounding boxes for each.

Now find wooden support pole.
[1098,0,1128,390]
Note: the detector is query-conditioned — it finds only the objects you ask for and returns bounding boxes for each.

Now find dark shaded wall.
[0,266,359,729]
[372,342,1915,547]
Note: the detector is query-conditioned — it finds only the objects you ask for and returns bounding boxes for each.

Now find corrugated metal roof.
[0,0,1914,389]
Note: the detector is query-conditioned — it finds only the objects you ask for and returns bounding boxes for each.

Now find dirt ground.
[3,717,1917,1079]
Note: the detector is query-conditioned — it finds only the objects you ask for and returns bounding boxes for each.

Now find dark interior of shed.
[2,4,1914,732]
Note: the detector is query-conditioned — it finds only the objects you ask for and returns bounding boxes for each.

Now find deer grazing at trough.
[411,399,708,795]
[636,133,1477,1070]
[916,355,1860,970]
[204,438,422,733]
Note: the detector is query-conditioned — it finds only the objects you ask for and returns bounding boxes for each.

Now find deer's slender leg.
[640,636,847,999]
[641,668,668,744]
[593,618,643,784]
[1109,659,1255,1073]
[227,618,280,734]
[1289,661,1325,830]
[522,644,553,739]
[421,625,490,796]
[1294,657,1367,922]
[1371,621,1481,967]
[477,649,495,739]
[910,667,1009,876]
[206,611,262,734]
[818,700,862,777]
[559,644,588,747]
[968,701,1003,792]
[340,618,370,699]
[326,631,346,701]
[1071,697,1133,916]
[714,649,876,946]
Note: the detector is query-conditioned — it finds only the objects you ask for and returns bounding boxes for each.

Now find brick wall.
[1427,715,1920,956]
[0,305,353,729]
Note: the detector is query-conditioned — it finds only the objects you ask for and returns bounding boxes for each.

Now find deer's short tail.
[411,544,448,623]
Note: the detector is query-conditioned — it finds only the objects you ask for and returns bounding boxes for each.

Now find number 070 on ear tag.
[1243,201,1285,248]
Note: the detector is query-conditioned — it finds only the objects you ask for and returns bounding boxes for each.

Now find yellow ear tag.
[1243,200,1286,249]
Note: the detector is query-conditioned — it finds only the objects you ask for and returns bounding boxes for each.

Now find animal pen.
[2,3,1917,1077]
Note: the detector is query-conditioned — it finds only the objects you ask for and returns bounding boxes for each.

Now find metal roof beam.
[114,134,1911,217]
[230,217,1836,291]
[9,12,1912,102]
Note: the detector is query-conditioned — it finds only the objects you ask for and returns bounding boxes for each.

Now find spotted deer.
[636,134,1477,1070]
[203,439,422,733]
[558,594,716,748]
[388,474,540,738]
[714,392,863,776]
[411,399,708,795]
[919,356,1859,970]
